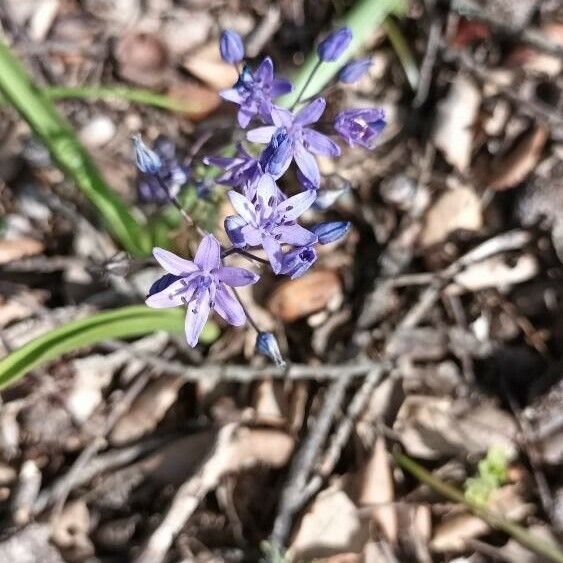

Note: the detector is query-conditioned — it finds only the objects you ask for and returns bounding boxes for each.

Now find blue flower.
[334,108,386,149]
[280,245,317,279]
[338,58,372,83]
[225,176,318,273]
[247,98,341,188]
[146,235,259,346]
[220,57,293,128]
[317,27,352,62]
[204,144,263,189]
[256,332,286,366]
[136,135,189,203]
[220,30,244,64]
[311,221,351,244]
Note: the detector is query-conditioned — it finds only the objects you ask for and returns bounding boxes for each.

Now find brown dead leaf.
[394,396,517,459]
[0,238,44,264]
[431,485,532,552]
[268,270,342,322]
[420,185,483,248]
[51,500,94,560]
[432,74,481,172]
[115,31,169,88]
[291,485,365,561]
[252,379,288,425]
[358,436,398,544]
[167,81,221,121]
[183,42,238,91]
[508,23,563,76]
[487,125,549,191]
[110,375,184,445]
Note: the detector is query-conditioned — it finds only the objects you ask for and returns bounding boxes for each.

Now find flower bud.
[260,129,293,178]
[133,135,162,174]
[224,215,247,247]
[317,27,352,62]
[280,245,317,279]
[338,58,372,83]
[256,332,286,367]
[220,30,245,64]
[311,221,351,245]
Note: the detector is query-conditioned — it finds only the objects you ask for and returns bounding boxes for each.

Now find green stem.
[0,39,151,256]
[44,85,204,114]
[382,19,420,91]
[395,452,563,563]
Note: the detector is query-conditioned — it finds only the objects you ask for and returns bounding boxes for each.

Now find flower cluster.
[139,27,386,356]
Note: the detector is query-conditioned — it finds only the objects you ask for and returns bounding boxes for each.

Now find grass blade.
[0,39,151,256]
[0,306,219,389]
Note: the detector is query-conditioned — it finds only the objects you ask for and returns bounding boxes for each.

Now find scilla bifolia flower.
[146,235,259,346]
[220,30,244,64]
[317,27,352,61]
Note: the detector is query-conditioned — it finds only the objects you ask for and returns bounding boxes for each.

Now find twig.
[448,0,563,59]
[40,369,153,517]
[11,460,41,525]
[245,6,281,58]
[413,11,442,107]
[99,341,385,381]
[300,367,387,504]
[270,372,355,546]
[395,451,563,563]
[135,424,239,563]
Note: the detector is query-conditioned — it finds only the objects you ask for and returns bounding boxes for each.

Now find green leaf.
[279,0,407,108]
[0,39,151,256]
[0,306,219,390]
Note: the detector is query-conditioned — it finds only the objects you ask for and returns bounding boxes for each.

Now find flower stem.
[232,288,261,333]
[290,60,322,110]
[221,246,270,265]
[394,451,563,563]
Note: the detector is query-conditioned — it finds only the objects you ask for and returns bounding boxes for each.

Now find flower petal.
[303,129,341,157]
[214,285,246,326]
[294,144,320,188]
[238,109,253,129]
[271,107,293,129]
[255,174,280,205]
[153,247,198,276]
[254,56,274,83]
[278,189,317,220]
[246,126,277,144]
[228,190,256,224]
[194,234,221,272]
[271,79,293,97]
[217,266,259,287]
[262,235,283,274]
[220,88,243,103]
[185,290,211,346]
[295,98,326,126]
[278,224,317,246]
[241,224,263,246]
[145,278,195,309]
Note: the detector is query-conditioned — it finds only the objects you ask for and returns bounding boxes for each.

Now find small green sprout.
[464,446,508,506]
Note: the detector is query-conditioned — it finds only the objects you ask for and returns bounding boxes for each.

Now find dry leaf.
[252,379,288,425]
[51,500,94,560]
[394,396,517,459]
[446,253,538,295]
[167,81,221,120]
[508,23,563,76]
[420,186,483,248]
[110,375,184,445]
[431,485,532,552]
[433,74,481,172]
[115,32,169,88]
[358,436,398,544]
[183,42,238,90]
[291,485,365,561]
[0,524,64,563]
[0,238,44,264]
[267,270,342,322]
[487,125,549,191]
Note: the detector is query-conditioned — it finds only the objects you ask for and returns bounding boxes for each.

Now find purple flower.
[136,136,189,203]
[220,57,293,128]
[338,58,372,83]
[225,175,318,273]
[146,235,259,346]
[280,245,317,279]
[256,332,285,366]
[259,129,293,178]
[220,30,244,64]
[334,108,386,149]
[317,27,352,62]
[247,98,340,188]
[204,144,263,189]
[311,221,351,244]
